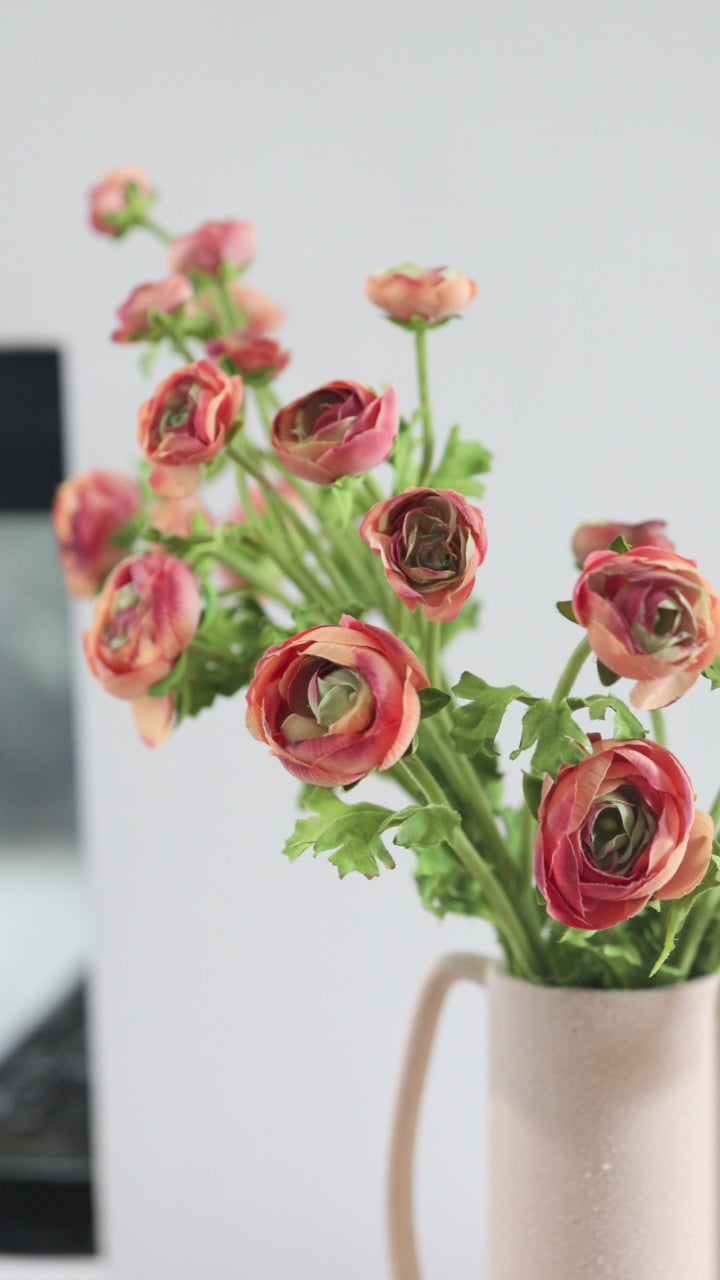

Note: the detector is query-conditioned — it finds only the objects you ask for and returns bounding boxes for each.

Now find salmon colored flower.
[246,616,430,786]
[52,470,142,597]
[168,220,256,278]
[89,167,154,237]
[360,488,487,622]
[272,381,399,484]
[365,264,478,325]
[573,548,720,710]
[207,333,290,381]
[572,519,675,566]
[534,738,714,930]
[149,495,212,539]
[137,360,243,498]
[112,276,193,343]
[83,552,202,702]
[193,282,285,335]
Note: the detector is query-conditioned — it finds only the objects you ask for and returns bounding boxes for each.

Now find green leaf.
[414,842,488,919]
[427,425,493,499]
[556,600,579,624]
[522,772,543,819]
[418,687,452,719]
[703,656,720,690]
[608,534,631,554]
[597,659,621,687]
[510,699,591,777]
[451,674,535,761]
[584,695,646,741]
[317,477,362,530]
[283,788,400,879]
[394,804,460,850]
[650,856,720,976]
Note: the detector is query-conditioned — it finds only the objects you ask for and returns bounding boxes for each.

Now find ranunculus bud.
[572,519,675,566]
[83,552,202,702]
[112,276,194,343]
[360,488,487,622]
[534,738,714,930]
[207,333,290,382]
[52,470,142,597]
[88,167,155,237]
[167,220,256,279]
[365,264,478,325]
[148,495,212,539]
[246,616,430,786]
[137,360,243,498]
[272,381,399,484]
[573,548,720,709]
[193,283,285,336]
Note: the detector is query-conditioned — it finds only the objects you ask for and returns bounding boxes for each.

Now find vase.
[388,954,720,1280]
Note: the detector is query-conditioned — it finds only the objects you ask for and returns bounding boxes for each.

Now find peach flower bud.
[365,264,478,325]
[131,693,176,749]
[137,359,243,499]
[573,548,720,710]
[167,220,256,278]
[112,276,193,343]
[246,616,430,787]
[272,381,399,484]
[83,552,202,701]
[192,283,286,335]
[572,519,675,566]
[88,167,154,237]
[360,488,487,622]
[149,495,212,539]
[52,469,142,597]
[534,738,714,930]
[206,333,290,381]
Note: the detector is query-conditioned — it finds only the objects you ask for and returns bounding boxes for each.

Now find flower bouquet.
[55,168,720,1279]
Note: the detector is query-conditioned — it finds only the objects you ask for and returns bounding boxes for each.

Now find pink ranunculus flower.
[137,359,243,498]
[52,470,142,597]
[207,333,290,381]
[573,548,720,710]
[193,282,286,335]
[360,488,487,622]
[572,519,675,566]
[148,494,213,539]
[88,167,155,237]
[272,380,399,484]
[167,220,256,279]
[112,276,194,343]
[534,738,714,930]
[246,616,430,787]
[365,264,478,325]
[83,552,202,702]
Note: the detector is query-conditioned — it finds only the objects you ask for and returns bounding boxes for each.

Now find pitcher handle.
[387,953,490,1280]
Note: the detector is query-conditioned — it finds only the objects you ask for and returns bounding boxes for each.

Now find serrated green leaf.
[650,857,720,976]
[394,804,460,850]
[418,687,452,719]
[414,842,488,919]
[584,695,646,741]
[427,425,493,499]
[451,675,535,760]
[703,656,720,690]
[510,699,591,777]
[284,789,403,879]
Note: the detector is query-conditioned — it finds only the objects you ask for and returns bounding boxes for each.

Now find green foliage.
[427,425,493,499]
[702,656,720,691]
[414,842,488,919]
[283,788,399,878]
[583,695,646,741]
[510,700,591,777]
[391,413,423,492]
[596,660,621,687]
[317,477,363,530]
[650,856,720,976]
[418,687,452,719]
[555,600,578,624]
[393,803,460,851]
[451,673,534,761]
[521,773,543,820]
[608,534,631,554]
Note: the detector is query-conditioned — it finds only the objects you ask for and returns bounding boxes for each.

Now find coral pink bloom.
[84,553,202,701]
[272,381,399,484]
[52,470,142,597]
[573,548,720,710]
[168,220,256,278]
[246,616,430,787]
[365,264,478,325]
[572,519,675,566]
[207,333,290,381]
[361,488,487,622]
[112,276,193,343]
[534,738,713,930]
[89,167,154,237]
[137,360,243,498]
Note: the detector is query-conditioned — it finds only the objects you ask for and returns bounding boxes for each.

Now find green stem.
[710,786,720,832]
[518,802,538,892]
[216,280,240,334]
[551,636,591,707]
[254,386,275,439]
[650,709,667,748]
[414,327,435,482]
[154,316,195,363]
[675,888,720,978]
[140,216,174,244]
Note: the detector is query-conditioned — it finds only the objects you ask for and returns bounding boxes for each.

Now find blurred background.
[1,1,719,1276]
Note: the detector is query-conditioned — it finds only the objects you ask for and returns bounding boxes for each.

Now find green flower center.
[586,786,657,876]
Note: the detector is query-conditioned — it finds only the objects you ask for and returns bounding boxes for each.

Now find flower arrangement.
[56,168,720,988]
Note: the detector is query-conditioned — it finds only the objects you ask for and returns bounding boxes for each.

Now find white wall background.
[2,1,720,1276]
